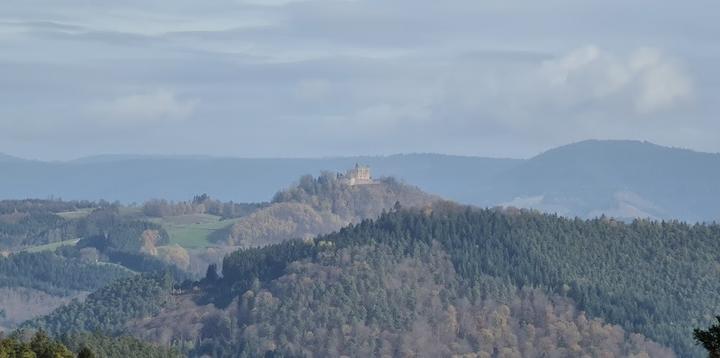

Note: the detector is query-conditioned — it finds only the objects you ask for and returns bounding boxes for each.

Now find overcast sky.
[1,0,718,160]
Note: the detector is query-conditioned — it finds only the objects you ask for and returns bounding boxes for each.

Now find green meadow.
[154,214,236,249]
[22,238,81,253]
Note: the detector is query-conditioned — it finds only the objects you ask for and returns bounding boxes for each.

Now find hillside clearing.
[153,214,236,249]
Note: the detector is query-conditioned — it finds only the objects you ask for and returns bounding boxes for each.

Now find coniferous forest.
[0,173,719,357]
[12,200,718,357]
[206,205,720,357]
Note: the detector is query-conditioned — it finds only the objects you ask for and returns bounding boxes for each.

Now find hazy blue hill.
[0,153,28,163]
[68,154,220,164]
[1,140,719,221]
[358,153,521,204]
[492,140,720,221]
[0,154,519,204]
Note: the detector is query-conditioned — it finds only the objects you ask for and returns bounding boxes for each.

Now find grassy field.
[154,214,236,249]
[56,208,93,220]
[22,238,81,253]
[118,206,144,217]
[24,212,233,252]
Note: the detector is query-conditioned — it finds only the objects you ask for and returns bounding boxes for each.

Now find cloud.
[294,79,332,102]
[89,90,196,125]
[437,45,694,134]
[537,46,692,114]
[0,0,716,160]
[629,48,693,113]
[351,103,431,127]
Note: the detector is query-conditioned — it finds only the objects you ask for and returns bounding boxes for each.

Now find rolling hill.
[28,204,720,356]
[491,140,720,221]
[0,154,517,205]
[1,140,719,221]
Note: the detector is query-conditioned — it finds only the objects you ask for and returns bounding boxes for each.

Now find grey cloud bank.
[0,0,718,160]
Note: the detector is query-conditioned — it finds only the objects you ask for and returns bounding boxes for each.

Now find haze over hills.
[0,153,27,163]
[5,1,720,356]
[493,140,720,222]
[1,154,719,356]
[0,153,518,204]
[1,139,719,222]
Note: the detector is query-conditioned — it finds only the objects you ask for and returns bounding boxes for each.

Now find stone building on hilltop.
[342,163,374,186]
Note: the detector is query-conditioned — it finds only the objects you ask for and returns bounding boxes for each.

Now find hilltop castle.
[342,163,374,186]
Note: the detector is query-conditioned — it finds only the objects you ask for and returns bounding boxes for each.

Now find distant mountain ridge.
[0,153,27,163]
[0,153,518,205]
[491,140,720,222]
[1,140,718,222]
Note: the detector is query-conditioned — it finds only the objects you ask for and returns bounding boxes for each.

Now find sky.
[0,0,718,160]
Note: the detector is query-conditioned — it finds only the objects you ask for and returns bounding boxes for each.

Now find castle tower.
[344,163,373,185]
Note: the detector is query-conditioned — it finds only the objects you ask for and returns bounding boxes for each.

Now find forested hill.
[36,203,719,356]
[2,140,720,222]
[491,140,720,222]
[212,205,720,356]
[219,174,439,247]
[0,200,193,331]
